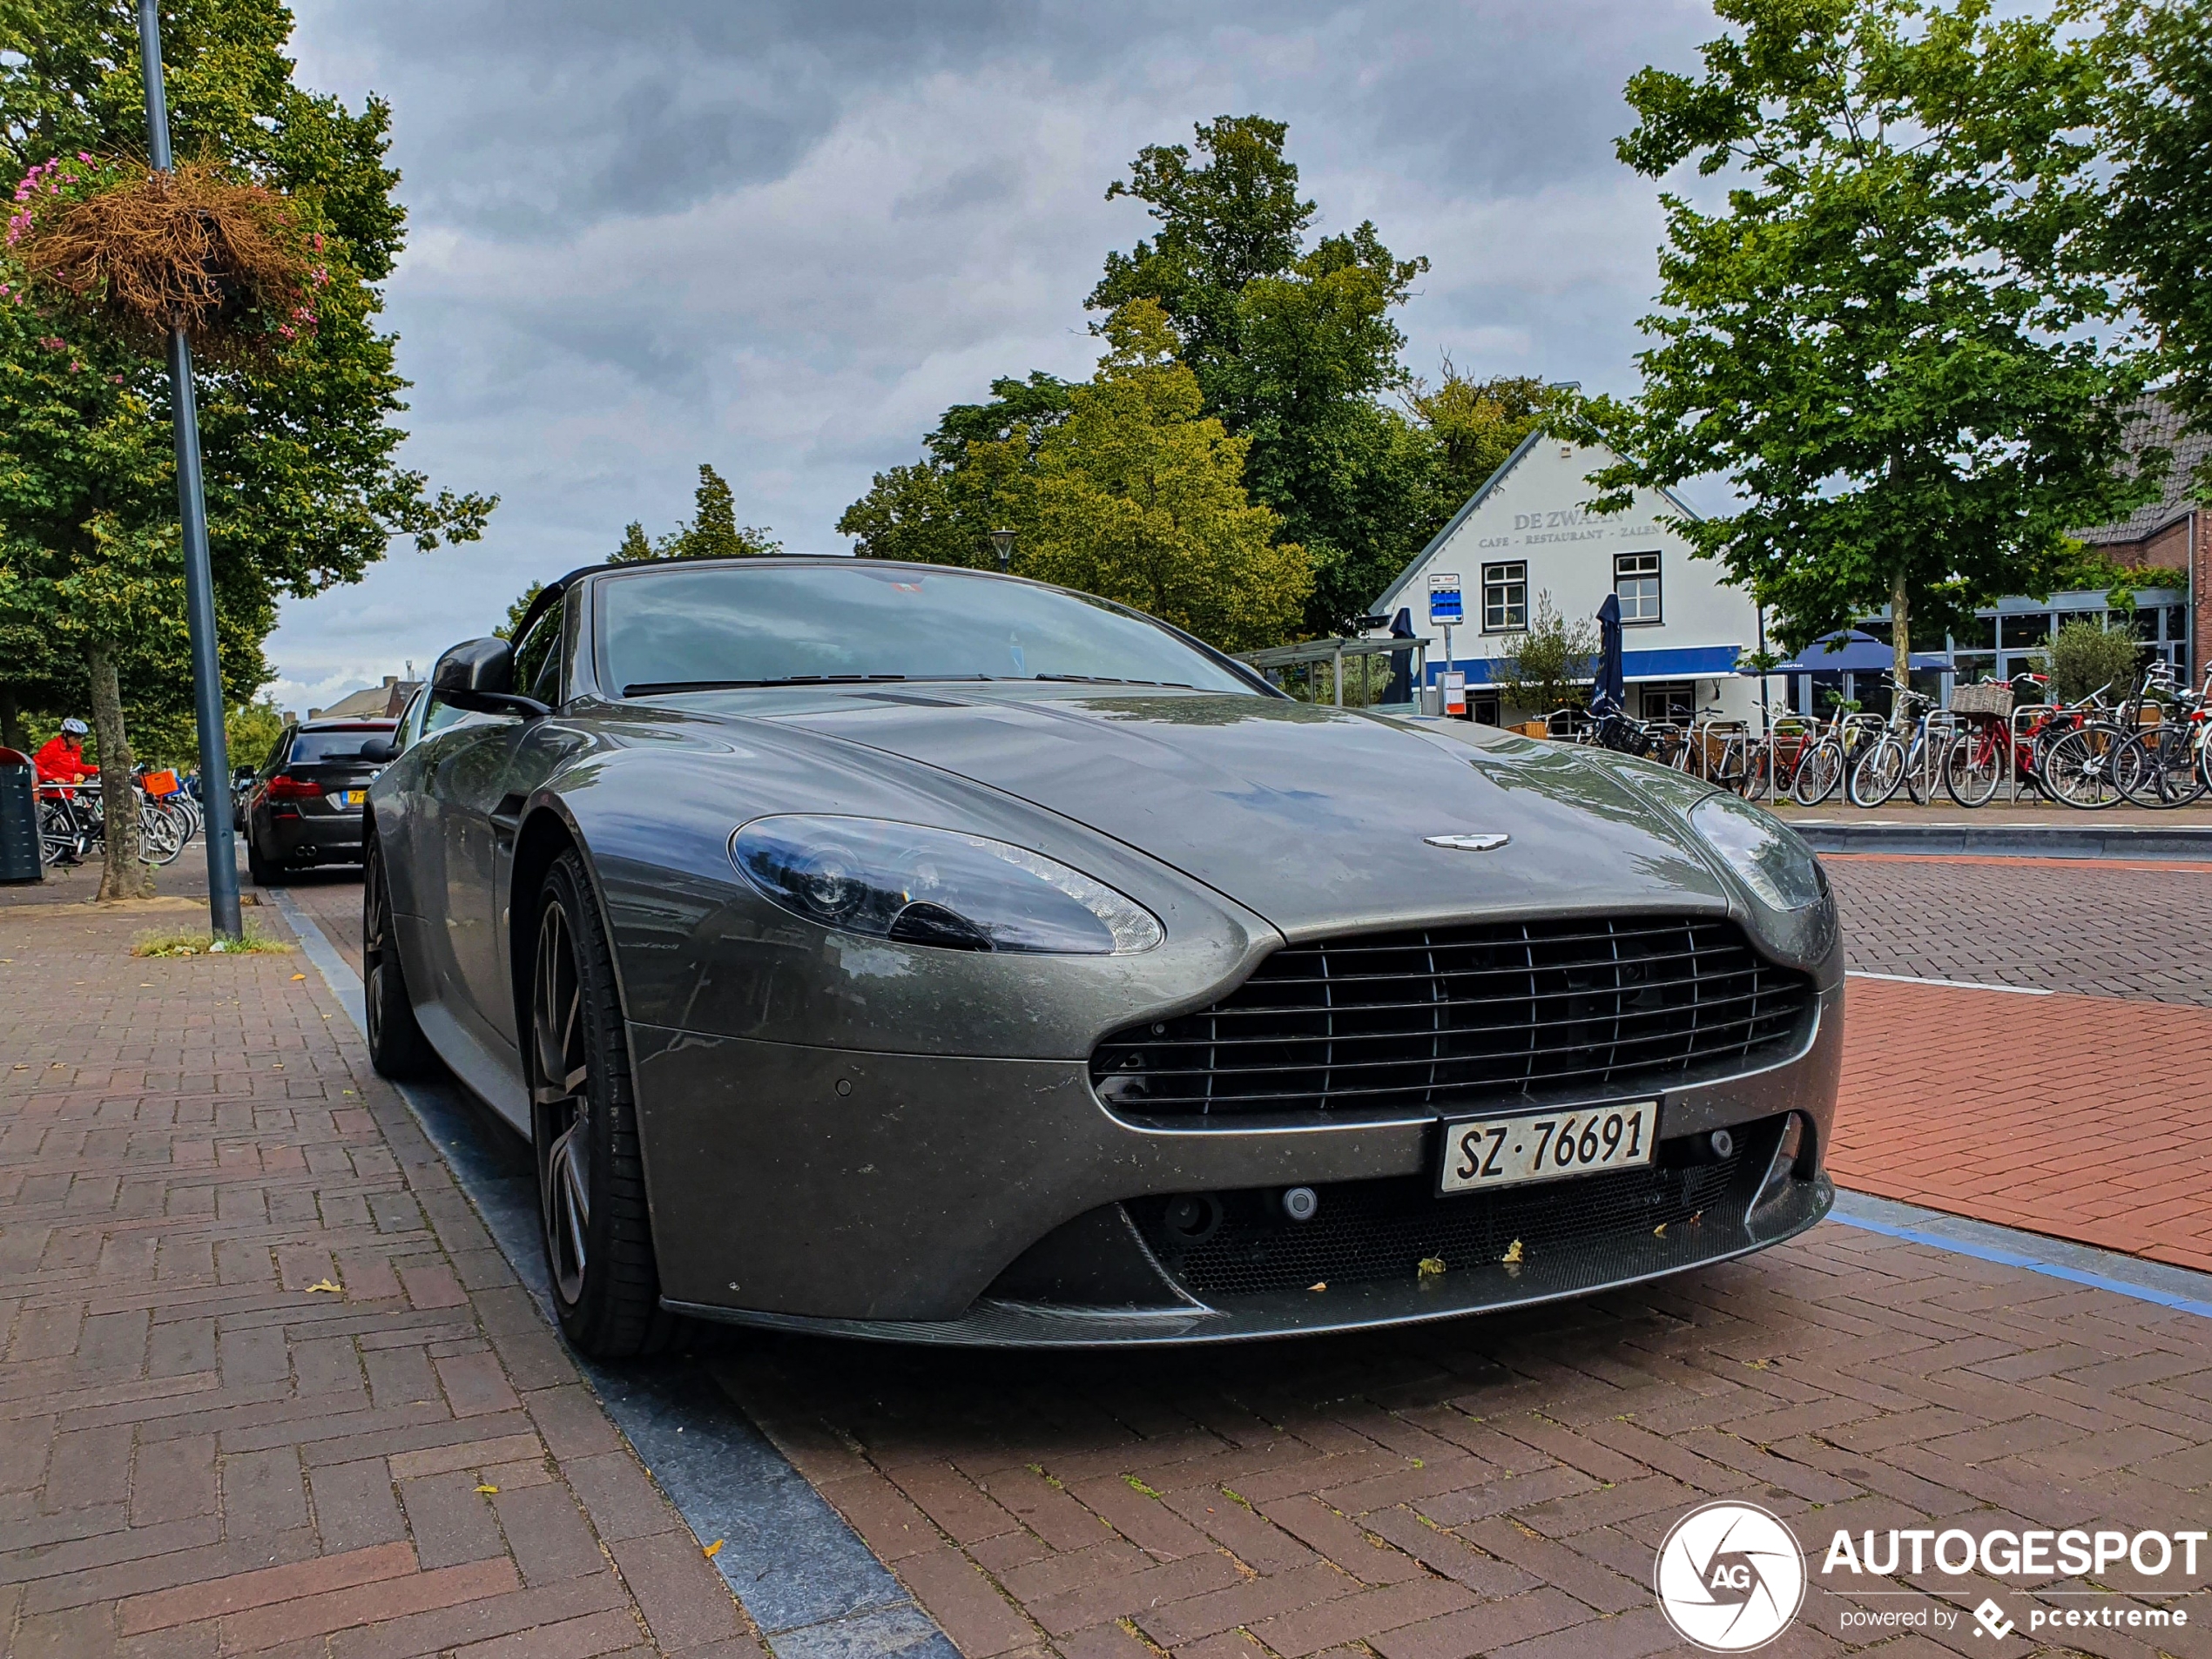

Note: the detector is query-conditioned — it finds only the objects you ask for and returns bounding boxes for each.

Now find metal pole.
[138,0,241,939]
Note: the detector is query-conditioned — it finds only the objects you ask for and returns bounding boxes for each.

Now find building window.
[1614,552,1662,623]
[1482,562,1527,632]
[1639,681,1695,724]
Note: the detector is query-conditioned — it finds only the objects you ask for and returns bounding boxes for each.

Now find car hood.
[751,689,1729,937]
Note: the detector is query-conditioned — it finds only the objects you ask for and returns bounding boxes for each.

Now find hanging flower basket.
[5,154,328,365]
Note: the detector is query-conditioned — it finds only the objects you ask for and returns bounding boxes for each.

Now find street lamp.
[138,0,241,942]
[989,529,1015,573]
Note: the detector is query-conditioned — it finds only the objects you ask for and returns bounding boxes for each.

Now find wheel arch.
[506,799,642,1079]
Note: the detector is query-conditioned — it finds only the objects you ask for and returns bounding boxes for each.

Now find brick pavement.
[0,892,760,1657]
[8,846,2212,1657]
[1823,855,2212,1004]
[722,1222,2212,1659]
[1831,975,2212,1272]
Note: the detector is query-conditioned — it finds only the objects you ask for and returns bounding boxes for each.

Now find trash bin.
[0,747,39,884]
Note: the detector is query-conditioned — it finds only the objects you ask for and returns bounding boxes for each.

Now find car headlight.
[732,815,1163,954]
[1688,792,1824,912]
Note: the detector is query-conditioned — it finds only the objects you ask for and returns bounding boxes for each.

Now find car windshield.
[596,563,1258,697]
[289,731,388,764]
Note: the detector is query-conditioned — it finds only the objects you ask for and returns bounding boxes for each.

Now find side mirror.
[359,736,398,764]
[433,637,514,698]
[430,638,550,719]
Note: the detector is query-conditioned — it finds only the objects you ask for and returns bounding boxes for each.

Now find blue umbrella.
[1594,592,1625,714]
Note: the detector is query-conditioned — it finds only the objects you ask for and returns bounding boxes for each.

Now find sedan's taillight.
[264,774,323,800]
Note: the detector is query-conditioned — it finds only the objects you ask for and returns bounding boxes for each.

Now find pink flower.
[68,360,82,372]
[110,374,124,385]
[76,152,91,163]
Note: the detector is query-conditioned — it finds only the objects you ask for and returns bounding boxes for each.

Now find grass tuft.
[132,923,294,959]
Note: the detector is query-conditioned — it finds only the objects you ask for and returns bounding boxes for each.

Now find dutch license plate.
[344,789,367,806]
[1439,1101,1656,1195]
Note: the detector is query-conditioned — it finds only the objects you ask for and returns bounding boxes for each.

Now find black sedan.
[361,556,1841,1356]
[243,718,396,885]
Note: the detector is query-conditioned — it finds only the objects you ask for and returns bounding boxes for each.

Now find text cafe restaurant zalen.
[1369,403,2208,726]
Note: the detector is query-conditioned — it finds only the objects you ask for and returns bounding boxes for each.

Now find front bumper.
[632,978,1843,1345]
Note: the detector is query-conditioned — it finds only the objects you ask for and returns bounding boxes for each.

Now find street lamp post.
[989,529,1015,573]
[137,0,242,941]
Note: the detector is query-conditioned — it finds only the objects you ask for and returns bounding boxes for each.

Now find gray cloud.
[267,0,1716,707]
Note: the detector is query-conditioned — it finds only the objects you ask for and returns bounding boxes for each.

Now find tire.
[2041,725,2125,809]
[531,850,675,1359]
[363,835,440,1080]
[2118,726,2207,808]
[1848,738,1905,808]
[1944,733,2001,808]
[1792,741,1844,806]
[1902,738,1933,806]
[246,834,277,887]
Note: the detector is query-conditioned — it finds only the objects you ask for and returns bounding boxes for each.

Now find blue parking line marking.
[1827,1192,2212,1320]
[267,887,959,1659]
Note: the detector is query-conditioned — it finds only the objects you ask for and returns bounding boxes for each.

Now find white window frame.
[1614,551,1662,624]
[1482,562,1527,633]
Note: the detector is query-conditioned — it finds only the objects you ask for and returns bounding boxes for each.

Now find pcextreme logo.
[1654,1501,1807,1652]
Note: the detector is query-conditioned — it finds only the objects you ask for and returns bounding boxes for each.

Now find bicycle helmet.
[60,718,88,736]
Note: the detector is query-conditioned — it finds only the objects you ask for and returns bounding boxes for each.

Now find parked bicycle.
[1847,680,1941,808]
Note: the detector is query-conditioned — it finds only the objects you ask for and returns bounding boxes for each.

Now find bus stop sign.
[1428,573,1462,626]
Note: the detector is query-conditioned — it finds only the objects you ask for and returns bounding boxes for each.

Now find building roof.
[2075,397,2212,547]
[1368,430,1702,617]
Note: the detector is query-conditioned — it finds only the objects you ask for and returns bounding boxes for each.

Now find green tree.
[2090,0,2212,484]
[1089,117,1433,635]
[2037,615,2144,703]
[498,468,778,636]
[0,0,493,892]
[1408,367,1560,513]
[1022,301,1310,652]
[838,373,1070,568]
[1580,0,2155,689]
[1487,592,1601,715]
[658,464,779,561]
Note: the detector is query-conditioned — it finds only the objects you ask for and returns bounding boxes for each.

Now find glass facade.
[1793,590,2191,714]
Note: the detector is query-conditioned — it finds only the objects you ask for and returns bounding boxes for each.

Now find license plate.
[344,788,367,806]
[1439,1101,1656,1194]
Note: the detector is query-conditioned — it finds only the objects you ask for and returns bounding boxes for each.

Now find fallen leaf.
[1688,1211,1703,1226]
[475,1484,499,1495]
[303,1279,343,1295]
[291,973,307,981]
[1307,1282,1326,1292]
[1653,1223,1667,1237]
[703,1539,725,1559]
[1501,1239,1524,1265]
[1417,1257,1447,1278]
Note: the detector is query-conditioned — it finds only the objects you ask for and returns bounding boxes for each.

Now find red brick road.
[1831,976,2212,1271]
[0,893,759,1657]
[6,847,2211,1656]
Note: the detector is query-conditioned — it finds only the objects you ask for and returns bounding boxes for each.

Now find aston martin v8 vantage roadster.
[362,556,1841,1355]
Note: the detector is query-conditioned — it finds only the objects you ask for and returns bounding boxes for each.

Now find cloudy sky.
[271,0,1718,712]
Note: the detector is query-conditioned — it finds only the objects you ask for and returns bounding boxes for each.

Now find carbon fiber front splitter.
[663,1170,1833,1349]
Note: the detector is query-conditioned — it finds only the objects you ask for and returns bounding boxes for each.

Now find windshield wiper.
[1029,674,1196,689]
[624,674,909,695]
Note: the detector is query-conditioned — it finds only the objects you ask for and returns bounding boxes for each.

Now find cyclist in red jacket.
[33,720,97,866]
[34,719,97,789]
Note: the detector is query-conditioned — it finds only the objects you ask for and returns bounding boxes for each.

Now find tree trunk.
[1890,566,1912,716]
[0,685,22,755]
[86,642,153,901]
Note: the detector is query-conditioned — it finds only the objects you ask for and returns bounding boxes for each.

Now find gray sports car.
[363,556,1840,1356]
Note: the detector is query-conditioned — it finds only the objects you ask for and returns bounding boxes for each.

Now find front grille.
[1130,1150,1750,1299]
[1093,915,1811,1121]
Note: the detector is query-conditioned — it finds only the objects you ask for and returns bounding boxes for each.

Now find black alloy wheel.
[530,851,673,1357]
[363,834,438,1079]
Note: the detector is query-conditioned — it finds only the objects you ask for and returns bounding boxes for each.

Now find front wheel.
[1791,741,1843,806]
[531,851,674,1359]
[363,835,440,1079]
[1944,732,2001,808]
[2041,726,2126,809]
[1848,738,1905,808]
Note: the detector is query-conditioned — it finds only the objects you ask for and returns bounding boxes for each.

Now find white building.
[1371,433,1770,725]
